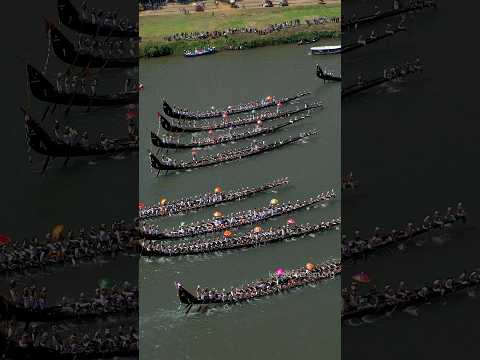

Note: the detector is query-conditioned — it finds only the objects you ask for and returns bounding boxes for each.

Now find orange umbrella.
[253,226,262,233]
[223,230,233,238]
[214,186,222,193]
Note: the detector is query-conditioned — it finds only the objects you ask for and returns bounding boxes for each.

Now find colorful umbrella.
[352,272,370,284]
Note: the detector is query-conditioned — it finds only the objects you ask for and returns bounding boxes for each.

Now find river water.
[342,0,480,359]
[139,43,341,359]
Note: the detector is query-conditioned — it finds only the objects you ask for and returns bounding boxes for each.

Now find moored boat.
[311,45,341,55]
[184,47,217,57]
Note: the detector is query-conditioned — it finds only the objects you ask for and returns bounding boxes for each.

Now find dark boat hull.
[159,104,320,133]
[343,215,466,261]
[27,64,138,106]
[342,28,406,54]
[24,112,138,158]
[342,3,437,30]
[149,130,319,172]
[49,21,137,68]
[342,279,478,321]
[58,0,138,38]
[151,118,303,149]
[162,91,310,120]
[142,221,339,256]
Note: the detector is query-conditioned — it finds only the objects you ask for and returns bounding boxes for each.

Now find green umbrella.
[98,278,114,289]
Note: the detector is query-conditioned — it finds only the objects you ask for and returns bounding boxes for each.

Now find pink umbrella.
[352,272,370,284]
[275,268,286,277]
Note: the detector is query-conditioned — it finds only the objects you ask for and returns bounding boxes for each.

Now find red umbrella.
[0,234,11,246]
[138,202,145,210]
[352,272,370,284]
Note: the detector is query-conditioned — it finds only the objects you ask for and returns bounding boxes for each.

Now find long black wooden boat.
[162,91,311,120]
[27,64,138,106]
[139,177,289,219]
[0,293,138,323]
[316,65,341,82]
[176,259,341,308]
[23,110,138,158]
[342,273,479,321]
[158,103,321,133]
[342,210,466,261]
[48,20,137,68]
[342,27,406,54]
[152,116,307,149]
[58,0,138,38]
[141,190,336,239]
[1,339,138,360]
[142,218,341,256]
[342,1,437,31]
[149,129,319,172]
[342,64,422,98]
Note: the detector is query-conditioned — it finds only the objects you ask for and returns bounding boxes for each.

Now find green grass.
[140,4,340,41]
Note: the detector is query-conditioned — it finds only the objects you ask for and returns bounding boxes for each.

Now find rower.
[80,131,89,147]
[56,73,63,93]
[91,78,97,96]
[356,75,364,86]
[385,24,394,35]
[357,35,366,46]
[54,120,62,140]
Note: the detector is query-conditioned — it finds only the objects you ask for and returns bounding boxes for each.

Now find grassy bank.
[139,3,340,57]
[140,26,339,57]
[141,4,340,40]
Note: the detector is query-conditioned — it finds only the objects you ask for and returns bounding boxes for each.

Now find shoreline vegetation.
[139,3,341,57]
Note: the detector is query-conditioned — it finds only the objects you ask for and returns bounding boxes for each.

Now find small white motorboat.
[310,45,342,55]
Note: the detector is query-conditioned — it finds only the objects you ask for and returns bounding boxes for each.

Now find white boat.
[310,45,341,55]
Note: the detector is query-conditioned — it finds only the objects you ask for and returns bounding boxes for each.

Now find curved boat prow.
[175,283,200,305]
[27,64,56,100]
[149,152,175,171]
[162,101,175,117]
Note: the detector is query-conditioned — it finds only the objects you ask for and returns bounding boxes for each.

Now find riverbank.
[140,3,340,57]
[140,25,339,57]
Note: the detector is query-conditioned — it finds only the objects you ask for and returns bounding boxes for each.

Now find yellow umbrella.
[51,224,64,241]
[270,198,279,206]
[213,211,223,218]
[159,198,168,206]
